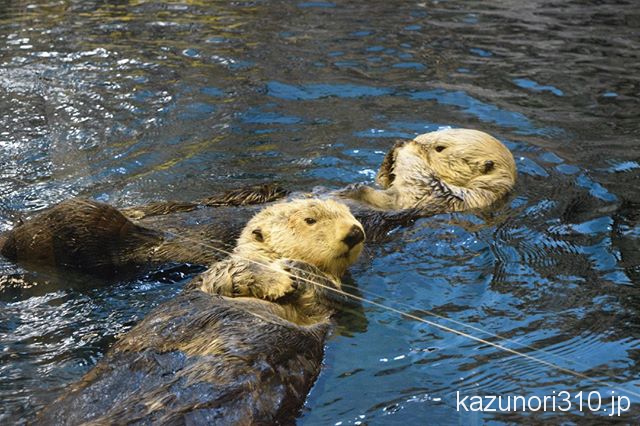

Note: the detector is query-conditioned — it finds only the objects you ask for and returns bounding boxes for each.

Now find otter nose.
[343,225,365,250]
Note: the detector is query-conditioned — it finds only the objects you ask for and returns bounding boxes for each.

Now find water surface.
[1,0,639,424]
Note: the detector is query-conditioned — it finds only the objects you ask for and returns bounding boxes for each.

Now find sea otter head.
[237,199,365,278]
[376,128,516,207]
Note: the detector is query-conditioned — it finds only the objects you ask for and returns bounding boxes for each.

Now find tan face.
[242,199,365,278]
[378,128,516,195]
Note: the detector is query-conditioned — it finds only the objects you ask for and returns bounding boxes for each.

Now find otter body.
[0,198,243,275]
[37,200,365,424]
[0,198,162,275]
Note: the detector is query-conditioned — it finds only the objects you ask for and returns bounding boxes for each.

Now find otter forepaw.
[336,183,368,199]
[257,260,300,301]
[280,259,326,288]
[345,183,365,190]
[342,182,366,192]
[281,258,317,272]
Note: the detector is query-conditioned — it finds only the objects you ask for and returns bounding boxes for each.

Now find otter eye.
[435,145,446,152]
[304,218,317,225]
[483,160,495,173]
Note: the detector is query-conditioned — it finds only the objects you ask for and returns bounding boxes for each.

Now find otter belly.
[36,291,329,425]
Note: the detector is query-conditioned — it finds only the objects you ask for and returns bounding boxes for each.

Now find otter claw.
[281,259,314,276]
[340,183,365,193]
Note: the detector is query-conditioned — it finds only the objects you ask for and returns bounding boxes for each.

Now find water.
[1,0,639,423]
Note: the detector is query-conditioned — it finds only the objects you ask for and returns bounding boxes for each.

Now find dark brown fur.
[122,183,288,219]
[0,199,251,276]
[35,290,329,424]
[375,139,407,188]
[0,199,162,274]
[37,250,353,424]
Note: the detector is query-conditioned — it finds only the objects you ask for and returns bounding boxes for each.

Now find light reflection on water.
[1,0,639,424]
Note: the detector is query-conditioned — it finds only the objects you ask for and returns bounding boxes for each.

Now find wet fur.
[0,187,279,275]
[36,290,331,425]
[37,200,364,424]
[0,199,162,274]
[342,129,516,212]
[122,183,288,220]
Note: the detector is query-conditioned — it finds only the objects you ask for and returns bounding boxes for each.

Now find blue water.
[1,0,639,424]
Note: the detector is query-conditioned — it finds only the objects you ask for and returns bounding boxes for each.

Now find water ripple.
[1,0,639,424]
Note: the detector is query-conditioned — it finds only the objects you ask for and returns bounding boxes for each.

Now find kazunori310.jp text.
[456,390,631,416]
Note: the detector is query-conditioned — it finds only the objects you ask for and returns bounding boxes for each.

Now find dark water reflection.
[1,0,639,424]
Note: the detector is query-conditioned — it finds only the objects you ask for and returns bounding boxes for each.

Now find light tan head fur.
[376,128,516,210]
[236,199,365,278]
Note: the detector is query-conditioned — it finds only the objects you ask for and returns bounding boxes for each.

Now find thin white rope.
[162,226,626,381]
[161,229,640,399]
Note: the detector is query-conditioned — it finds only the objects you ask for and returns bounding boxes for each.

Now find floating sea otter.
[340,128,516,212]
[124,128,516,218]
[0,128,515,277]
[37,199,364,425]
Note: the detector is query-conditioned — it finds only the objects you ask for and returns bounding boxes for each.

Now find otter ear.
[376,139,407,188]
[482,160,495,174]
[251,228,264,242]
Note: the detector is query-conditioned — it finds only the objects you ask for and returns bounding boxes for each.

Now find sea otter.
[36,199,365,425]
[0,184,287,276]
[338,128,517,212]
[125,129,516,218]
